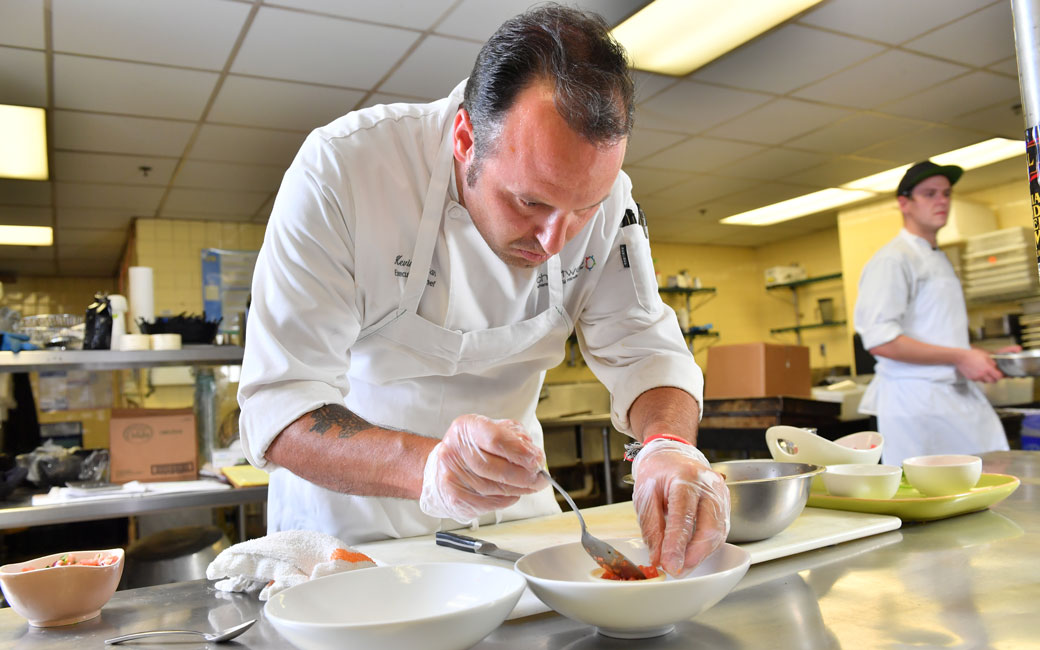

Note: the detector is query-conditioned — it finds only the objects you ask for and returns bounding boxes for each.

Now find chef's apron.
[269,84,568,544]
[859,247,1008,466]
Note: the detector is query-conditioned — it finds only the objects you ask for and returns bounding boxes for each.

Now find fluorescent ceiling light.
[612,0,824,76]
[0,225,53,246]
[0,105,48,181]
[720,188,875,226]
[843,138,1023,193]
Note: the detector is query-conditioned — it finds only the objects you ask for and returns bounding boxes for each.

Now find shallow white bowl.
[823,464,902,499]
[903,454,982,497]
[515,538,750,639]
[264,563,525,650]
[766,426,884,466]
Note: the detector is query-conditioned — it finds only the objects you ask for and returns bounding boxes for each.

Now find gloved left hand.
[631,437,730,577]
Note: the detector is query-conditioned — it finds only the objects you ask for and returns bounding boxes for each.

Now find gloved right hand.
[419,414,549,524]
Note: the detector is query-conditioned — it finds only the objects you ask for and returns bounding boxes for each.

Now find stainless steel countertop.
[2,450,1036,649]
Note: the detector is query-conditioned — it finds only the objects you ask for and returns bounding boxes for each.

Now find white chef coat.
[238,80,703,545]
[855,228,1008,465]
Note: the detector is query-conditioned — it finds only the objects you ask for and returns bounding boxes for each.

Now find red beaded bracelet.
[643,433,692,446]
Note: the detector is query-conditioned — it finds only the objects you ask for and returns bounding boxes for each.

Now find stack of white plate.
[961,227,1039,302]
[1020,313,1040,350]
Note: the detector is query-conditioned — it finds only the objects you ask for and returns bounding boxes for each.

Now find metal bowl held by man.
[992,350,1040,377]
[711,460,824,543]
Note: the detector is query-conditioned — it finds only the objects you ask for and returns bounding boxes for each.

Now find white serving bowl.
[822,464,902,499]
[0,548,124,627]
[264,563,525,650]
[515,538,750,639]
[903,455,982,497]
[766,426,884,466]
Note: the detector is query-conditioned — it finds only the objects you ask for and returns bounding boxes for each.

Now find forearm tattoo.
[308,404,372,439]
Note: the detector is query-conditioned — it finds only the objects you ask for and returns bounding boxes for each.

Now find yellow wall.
[0,276,116,317]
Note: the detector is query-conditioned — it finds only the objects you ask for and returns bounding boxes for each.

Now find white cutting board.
[354,503,901,620]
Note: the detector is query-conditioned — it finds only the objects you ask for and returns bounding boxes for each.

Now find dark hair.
[463,4,634,184]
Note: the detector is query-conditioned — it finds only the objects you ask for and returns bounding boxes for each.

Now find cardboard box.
[705,343,811,399]
[109,408,198,483]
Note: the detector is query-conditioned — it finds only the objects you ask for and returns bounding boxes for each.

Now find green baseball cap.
[896,160,963,197]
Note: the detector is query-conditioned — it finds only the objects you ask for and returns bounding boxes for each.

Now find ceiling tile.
[232,6,419,88]
[52,0,249,70]
[54,54,219,120]
[622,166,690,196]
[0,46,47,106]
[903,2,1014,67]
[267,0,456,30]
[784,113,924,155]
[56,183,163,211]
[58,228,126,247]
[705,99,853,145]
[57,257,120,276]
[638,137,763,173]
[380,36,482,99]
[161,188,270,217]
[0,206,51,227]
[957,156,1027,193]
[879,71,1020,122]
[625,128,688,165]
[52,111,195,157]
[2,246,54,261]
[714,148,829,181]
[53,152,176,186]
[632,71,676,103]
[189,124,306,166]
[360,92,431,109]
[3,259,57,275]
[175,160,283,192]
[436,0,648,40]
[0,180,51,206]
[56,208,136,231]
[987,57,1019,77]
[781,157,894,187]
[693,25,884,95]
[637,82,771,134]
[857,125,987,164]
[950,103,1025,140]
[253,195,275,222]
[792,50,969,109]
[209,76,364,130]
[797,0,988,45]
[651,174,756,210]
[0,0,45,49]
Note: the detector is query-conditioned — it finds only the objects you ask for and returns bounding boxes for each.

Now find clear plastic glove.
[631,438,730,577]
[419,414,549,524]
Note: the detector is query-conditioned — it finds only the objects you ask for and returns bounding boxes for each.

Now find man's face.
[453,82,626,269]
[899,175,953,235]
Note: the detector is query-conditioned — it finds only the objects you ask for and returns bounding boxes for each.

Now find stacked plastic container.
[961,227,1039,303]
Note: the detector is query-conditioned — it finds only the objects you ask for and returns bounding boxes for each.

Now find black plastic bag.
[83,293,113,350]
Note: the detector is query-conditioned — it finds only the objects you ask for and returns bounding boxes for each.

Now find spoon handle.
[105,629,204,644]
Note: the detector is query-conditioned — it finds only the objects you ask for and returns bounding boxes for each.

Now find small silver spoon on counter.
[104,618,257,645]
[540,470,647,580]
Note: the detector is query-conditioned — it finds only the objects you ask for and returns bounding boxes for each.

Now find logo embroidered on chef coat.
[536,256,596,288]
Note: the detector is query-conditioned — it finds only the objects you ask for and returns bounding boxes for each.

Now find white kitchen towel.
[206,529,377,600]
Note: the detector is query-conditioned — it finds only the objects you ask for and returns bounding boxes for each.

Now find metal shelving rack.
[766,272,844,344]
[0,345,244,373]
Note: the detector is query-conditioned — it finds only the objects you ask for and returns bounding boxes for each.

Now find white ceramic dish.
[263,563,524,650]
[515,538,750,639]
[766,426,883,466]
[903,455,982,497]
[0,548,124,627]
[823,464,902,499]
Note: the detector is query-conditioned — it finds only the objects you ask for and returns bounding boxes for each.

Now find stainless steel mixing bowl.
[711,460,824,543]
[993,350,1040,377]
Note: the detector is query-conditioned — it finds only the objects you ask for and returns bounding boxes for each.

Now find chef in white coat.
[855,160,1012,465]
[238,6,729,577]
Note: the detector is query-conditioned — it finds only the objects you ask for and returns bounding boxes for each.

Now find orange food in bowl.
[0,548,124,627]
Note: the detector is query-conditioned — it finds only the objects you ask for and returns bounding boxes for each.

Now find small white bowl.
[264,563,525,650]
[515,538,750,639]
[0,548,124,627]
[903,455,982,497]
[766,426,883,466]
[822,464,902,499]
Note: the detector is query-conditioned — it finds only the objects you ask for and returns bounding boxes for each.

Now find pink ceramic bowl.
[0,548,124,627]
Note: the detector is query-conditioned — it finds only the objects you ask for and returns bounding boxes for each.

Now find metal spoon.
[104,618,256,645]
[540,470,647,580]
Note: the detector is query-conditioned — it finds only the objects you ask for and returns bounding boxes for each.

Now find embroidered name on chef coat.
[393,255,437,286]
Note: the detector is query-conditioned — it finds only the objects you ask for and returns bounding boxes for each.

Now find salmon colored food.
[20,553,119,571]
[330,548,374,563]
[600,565,659,580]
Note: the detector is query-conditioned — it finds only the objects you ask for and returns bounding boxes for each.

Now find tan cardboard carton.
[705,343,811,399]
[109,408,198,483]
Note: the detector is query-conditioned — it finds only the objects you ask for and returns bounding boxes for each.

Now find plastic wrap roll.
[128,267,154,334]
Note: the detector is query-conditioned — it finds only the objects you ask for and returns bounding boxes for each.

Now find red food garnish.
[600,564,659,580]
